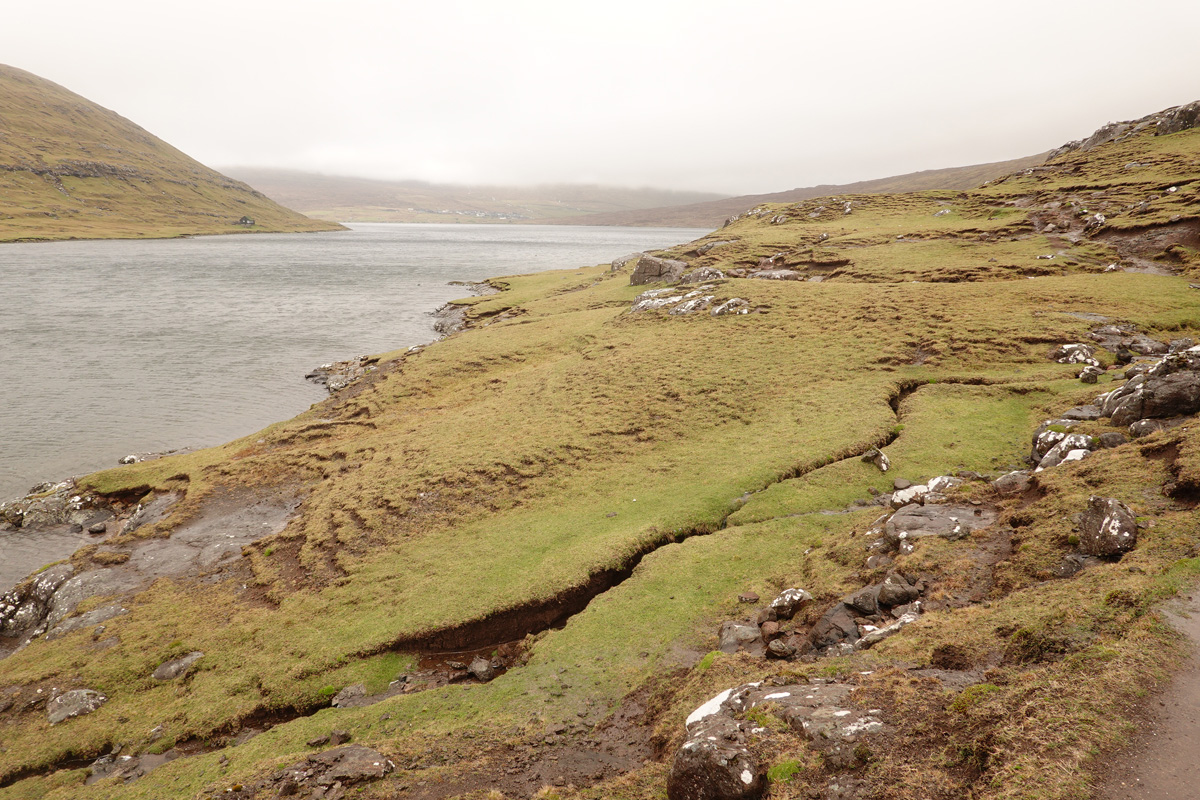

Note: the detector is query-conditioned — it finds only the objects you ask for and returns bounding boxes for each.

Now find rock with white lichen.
[1078,496,1138,557]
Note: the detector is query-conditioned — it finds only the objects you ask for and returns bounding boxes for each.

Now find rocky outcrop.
[305,355,379,393]
[630,286,719,315]
[1093,347,1200,434]
[47,688,106,724]
[1049,343,1100,367]
[667,679,886,799]
[680,267,726,283]
[630,255,688,286]
[1078,496,1138,557]
[257,745,394,797]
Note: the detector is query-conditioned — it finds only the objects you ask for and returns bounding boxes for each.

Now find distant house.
[236,216,255,226]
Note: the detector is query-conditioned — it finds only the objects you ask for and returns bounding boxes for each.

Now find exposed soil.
[1095,592,1200,799]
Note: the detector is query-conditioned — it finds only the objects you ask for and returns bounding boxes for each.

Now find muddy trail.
[1096,592,1200,799]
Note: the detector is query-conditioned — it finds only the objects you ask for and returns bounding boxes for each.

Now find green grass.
[2,119,1199,800]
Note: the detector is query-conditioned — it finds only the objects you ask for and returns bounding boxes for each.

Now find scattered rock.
[680,267,726,283]
[767,588,813,621]
[1079,496,1138,557]
[884,503,998,551]
[330,730,351,745]
[876,573,920,607]
[992,471,1032,495]
[696,241,733,256]
[856,610,921,650]
[1062,405,1102,421]
[766,639,796,659]
[611,252,643,271]
[47,689,106,724]
[811,604,860,649]
[1097,432,1128,448]
[1050,343,1100,367]
[152,651,204,681]
[718,622,765,656]
[631,255,688,286]
[890,484,927,508]
[861,448,890,472]
[468,656,496,682]
[737,592,759,604]
[711,298,750,316]
[1079,366,1104,384]
[750,269,804,281]
[331,683,367,708]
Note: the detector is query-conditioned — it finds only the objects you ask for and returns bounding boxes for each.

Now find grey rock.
[1079,496,1138,557]
[992,470,1032,495]
[811,604,859,649]
[1062,405,1102,421]
[710,298,750,317]
[890,485,927,508]
[1098,432,1128,448]
[1169,338,1196,353]
[1079,366,1104,384]
[1142,372,1200,419]
[718,621,765,656]
[855,611,921,650]
[893,478,913,490]
[331,683,367,708]
[670,295,715,315]
[1037,433,1095,471]
[611,252,643,271]
[696,240,733,256]
[844,586,878,616]
[750,269,804,281]
[1130,418,1183,438]
[47,689,106,724]
[667,725,765,800]
[768,588,813,621]
[1050,343,1099,367]
[885,504,998,550]
[876,573,919,607]
[861,448,890,472]
[766,639,797,659]
[468,656,496,682]
[680,267,725,283]
[630,255,688,286]
[46,603,126,641]
[1156,101,1200,135]
[152,651,204,681]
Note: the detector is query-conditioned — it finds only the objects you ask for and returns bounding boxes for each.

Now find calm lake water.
[0,223,708,501]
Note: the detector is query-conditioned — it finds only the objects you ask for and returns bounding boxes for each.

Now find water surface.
[0,223,708,501]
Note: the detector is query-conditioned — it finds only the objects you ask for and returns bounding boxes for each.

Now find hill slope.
[226,168,725,224]
[0,65,341,241]
[543,152,1050,228]
[0,103,1198,800]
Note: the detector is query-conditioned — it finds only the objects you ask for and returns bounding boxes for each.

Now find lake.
[0,223,708,501]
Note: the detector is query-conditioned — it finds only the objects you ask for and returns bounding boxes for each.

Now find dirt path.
[1096,592,1200,799]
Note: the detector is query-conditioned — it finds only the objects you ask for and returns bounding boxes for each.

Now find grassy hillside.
[0,108,1197,800]
[0,65,341,242]
[544,153,1050,229]
[225,168,724,224]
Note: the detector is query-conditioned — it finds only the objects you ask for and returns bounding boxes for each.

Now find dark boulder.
[876,573,920,608]
[1079,496,1138,557]
[811,603,859,649]
[992,470,1033,496]
[468,656,496,682]
[1142,372,1200,419]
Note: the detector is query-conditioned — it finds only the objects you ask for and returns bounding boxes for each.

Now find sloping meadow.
[1,124,1198,799]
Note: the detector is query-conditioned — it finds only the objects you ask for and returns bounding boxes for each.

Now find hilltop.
[0,65,341,242]
[542,153,1050,228]
[0,101,1197,800]
[225,168,724,225]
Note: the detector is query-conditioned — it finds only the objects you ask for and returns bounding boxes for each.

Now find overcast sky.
[3,1,1198,195]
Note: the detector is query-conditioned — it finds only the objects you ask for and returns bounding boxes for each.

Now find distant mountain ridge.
[225,168,725,225]
[0,64,340,241]
[538,153,1052,228]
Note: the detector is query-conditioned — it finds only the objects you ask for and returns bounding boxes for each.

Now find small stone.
[47,689,106,724]
[331,683,367,708]
[152,651,204,681]
[307,734,331,748]
[737,592,759,604]
[766,639,797,659]
[892,478,912,490]
[330,730,351,745]
[87,522,107,535]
